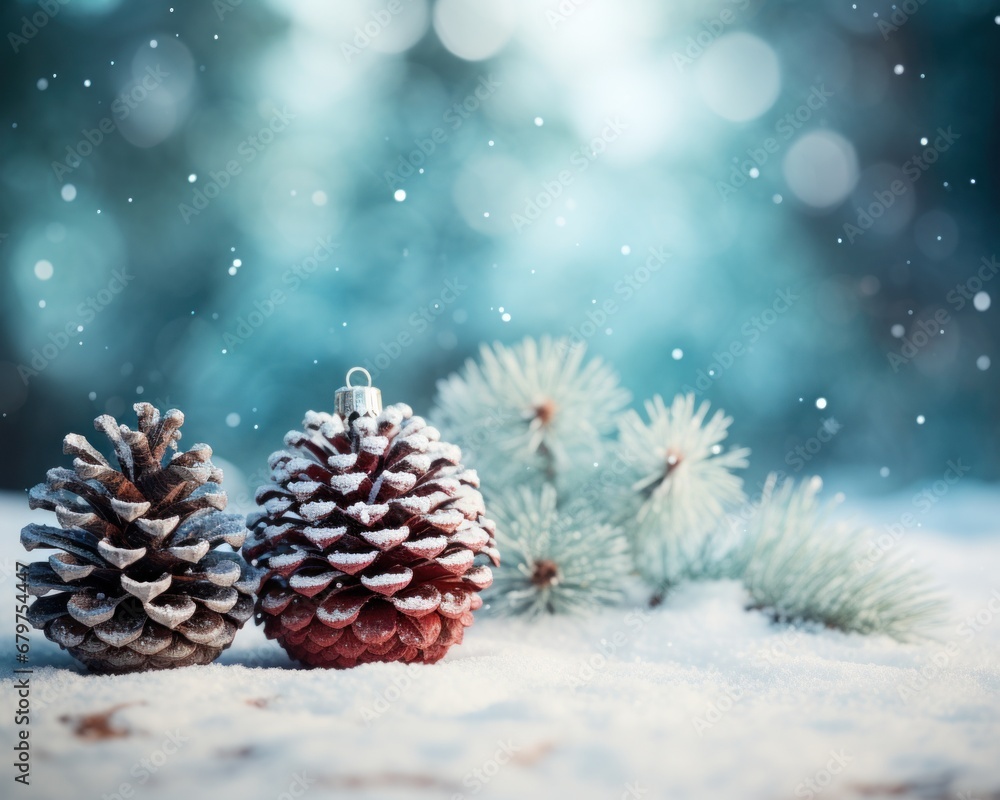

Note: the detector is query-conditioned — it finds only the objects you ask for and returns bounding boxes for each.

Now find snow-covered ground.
[2,485,999,800]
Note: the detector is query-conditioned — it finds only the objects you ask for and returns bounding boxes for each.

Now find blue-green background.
[1,0,998,492]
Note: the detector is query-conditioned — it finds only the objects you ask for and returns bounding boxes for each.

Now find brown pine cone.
[20,403,262,674]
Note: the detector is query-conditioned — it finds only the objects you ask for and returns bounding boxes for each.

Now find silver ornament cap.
[334,367,382,419]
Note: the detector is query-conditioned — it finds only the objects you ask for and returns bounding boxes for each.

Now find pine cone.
[20,403,262,674]
[244,403,500,668]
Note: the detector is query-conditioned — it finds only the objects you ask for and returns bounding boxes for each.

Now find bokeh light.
[0,0,997,491]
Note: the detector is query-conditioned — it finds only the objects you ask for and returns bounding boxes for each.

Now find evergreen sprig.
[433,336,947,637]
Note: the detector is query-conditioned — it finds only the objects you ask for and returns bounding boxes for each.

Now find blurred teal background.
[1,0,998,491]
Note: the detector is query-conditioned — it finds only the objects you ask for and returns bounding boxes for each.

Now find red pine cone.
[243,403,500,668]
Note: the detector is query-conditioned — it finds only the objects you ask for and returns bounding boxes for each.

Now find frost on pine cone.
[20,404,261,674]
[244,403,500,669]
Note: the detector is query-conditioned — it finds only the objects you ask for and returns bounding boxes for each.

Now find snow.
[344,502,390,527]
[164,541,210,564]
[316,596,365,626]
[360,568,414,595]
[326,551,378,567]
[397,454,432,475]
[390,495,431,515]
[201,557,243,587]
[301,525,346,548]
[267,551,309,572]
[436,550,475,572]
[263,497,293,516]
[392,433,429,454]
[286,480,324,499]
[377,471,418,495]
[358,527,410,550]
[288,572,336,597]
[360,435,389,455]
[328,473,367,495]
[120,573,172,603]
[2,486,1000,799]
[391,586,441,614]
[327,453,359,471]
[299,500,337,522]
[134,515,180,543]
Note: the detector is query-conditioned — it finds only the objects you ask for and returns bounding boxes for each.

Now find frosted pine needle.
[486,484,631,616]
[731,474,947,640]
[618,394,749,589]
[432,337,629,488]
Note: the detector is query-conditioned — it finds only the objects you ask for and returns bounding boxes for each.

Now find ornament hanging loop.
[335,366,383,419]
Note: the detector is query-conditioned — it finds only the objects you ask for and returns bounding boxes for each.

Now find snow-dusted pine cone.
[20,403,262,674]
[244,403,500,668]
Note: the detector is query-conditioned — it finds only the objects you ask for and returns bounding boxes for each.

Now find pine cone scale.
[20,404,262,673]
[246,402,498,668]
[92,611,145,647]
[128,624,173,654]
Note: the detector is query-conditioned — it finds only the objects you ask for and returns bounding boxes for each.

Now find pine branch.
[431,337,629,492]
[486,484,631,616]
[729,474,947,640]
[616,394,749,589]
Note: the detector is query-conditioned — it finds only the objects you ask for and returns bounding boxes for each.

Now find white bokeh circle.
[433,0,516,61]
[783,131,859,208]
[697,33,781,122]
